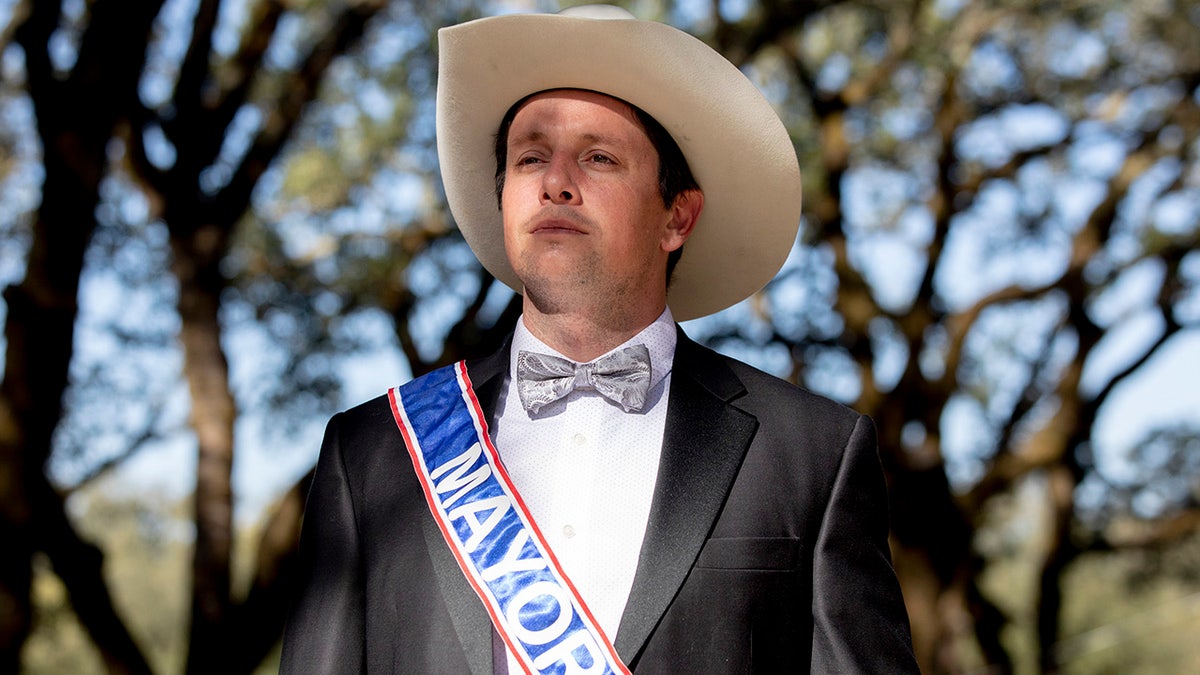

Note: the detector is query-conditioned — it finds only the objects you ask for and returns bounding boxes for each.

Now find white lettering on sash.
[430,441,489,507]
[480,529,545,582]
[532,630,606,674]
[506,581,573,645]
[447,495,510,552]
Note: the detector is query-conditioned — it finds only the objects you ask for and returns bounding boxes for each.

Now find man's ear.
[663,189,703,252]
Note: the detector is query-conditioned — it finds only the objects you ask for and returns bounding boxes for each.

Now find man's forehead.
[520,88,631,107]
[508,89,643,130]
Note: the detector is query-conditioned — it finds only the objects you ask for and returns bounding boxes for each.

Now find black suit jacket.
[281,329,918,673]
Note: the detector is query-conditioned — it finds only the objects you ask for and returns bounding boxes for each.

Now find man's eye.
[588,154,614,164]
[517,156,542,166]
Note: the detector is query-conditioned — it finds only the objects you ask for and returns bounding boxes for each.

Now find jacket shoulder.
[677,331,863,428]
[334,392,396,430]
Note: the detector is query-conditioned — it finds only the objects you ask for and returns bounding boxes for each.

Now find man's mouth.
[531,215,587,235]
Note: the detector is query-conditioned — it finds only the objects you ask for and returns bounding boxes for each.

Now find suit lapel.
[420,515,493,675]
[614,330,759,664]
[418,345,511,675]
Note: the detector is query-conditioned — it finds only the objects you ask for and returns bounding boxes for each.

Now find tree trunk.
[2,0,163,667]
[226,470,312,672]
[1035,465,1080,674]
[886,462,974,674]
[0,409,34,673]
[0,133,103,675]
[171,223,237,674]
[36,475,154,674]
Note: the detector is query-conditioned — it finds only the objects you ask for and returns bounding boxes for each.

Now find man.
[282,5,918,674]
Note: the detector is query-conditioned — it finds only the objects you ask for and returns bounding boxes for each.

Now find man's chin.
[512,251,596,283]
[517,268,602,310]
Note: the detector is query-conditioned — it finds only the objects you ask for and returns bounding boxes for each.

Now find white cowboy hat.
[435,4,802,321]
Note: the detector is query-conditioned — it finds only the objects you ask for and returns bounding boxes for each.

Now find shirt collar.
[510,307,677,393]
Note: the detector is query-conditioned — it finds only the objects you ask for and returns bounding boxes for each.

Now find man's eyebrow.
[508,129,546,146]
[579,132,623,147]
[508,130,626,147]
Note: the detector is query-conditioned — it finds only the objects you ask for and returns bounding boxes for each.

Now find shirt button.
[563,524,577,538]
[572,433,586,446]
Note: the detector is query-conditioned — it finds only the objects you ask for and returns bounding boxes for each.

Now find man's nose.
[541,156,581,205]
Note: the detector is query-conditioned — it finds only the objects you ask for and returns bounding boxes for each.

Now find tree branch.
[162,0,222,168]
[1085,239,1194,421]
[940,281,1059,390]
[207,0,287,156]
[710,0,839,67]
[227,467,313,672]
[214,0,386,224]
[36,474,153,674]
[1095,508,1200,550]
[60,397,176,497]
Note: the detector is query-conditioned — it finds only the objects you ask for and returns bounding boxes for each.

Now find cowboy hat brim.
[436,7,802,321]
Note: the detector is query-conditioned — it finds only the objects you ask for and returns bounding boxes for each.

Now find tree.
[2,1,165,671]
[685,0,1200,671]
[0,0,393,671]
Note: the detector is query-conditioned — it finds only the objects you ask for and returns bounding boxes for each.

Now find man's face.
[500,90,691,315]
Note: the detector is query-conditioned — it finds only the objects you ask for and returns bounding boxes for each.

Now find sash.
[389,361,631,675]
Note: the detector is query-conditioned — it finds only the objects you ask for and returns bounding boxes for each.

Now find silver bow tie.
[516,344,652,414]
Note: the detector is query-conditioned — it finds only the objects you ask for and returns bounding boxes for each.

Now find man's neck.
[520,300,666,363]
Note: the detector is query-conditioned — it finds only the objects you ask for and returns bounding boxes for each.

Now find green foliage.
[1058,533,1200,674]
[22,480,290,674]
[24,554,105,675]
[973,479,1200,674]
[280,147,355,210]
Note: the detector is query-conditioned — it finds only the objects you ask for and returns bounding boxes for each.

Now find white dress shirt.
[491,308,677,667]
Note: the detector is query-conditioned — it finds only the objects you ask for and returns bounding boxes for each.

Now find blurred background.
[1,0,1198,672]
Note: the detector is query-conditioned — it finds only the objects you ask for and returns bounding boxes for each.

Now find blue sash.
[389,361,630,675]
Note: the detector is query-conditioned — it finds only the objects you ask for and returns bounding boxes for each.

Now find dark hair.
[493,90,700,283]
